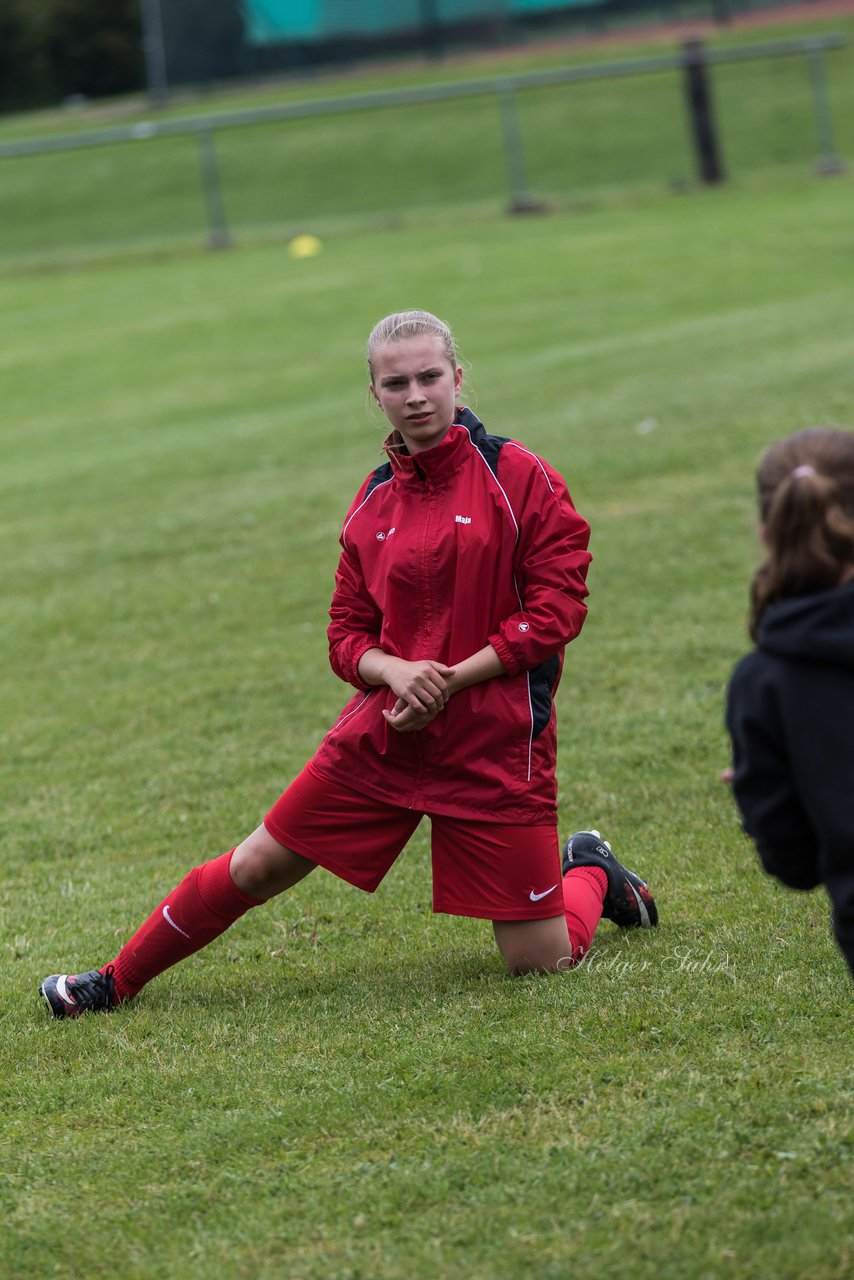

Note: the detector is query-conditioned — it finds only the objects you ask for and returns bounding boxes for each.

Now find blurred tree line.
[0,0,246,112]
[0,0,143,109]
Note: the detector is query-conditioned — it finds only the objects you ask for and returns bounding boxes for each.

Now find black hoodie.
[726,580,854,980]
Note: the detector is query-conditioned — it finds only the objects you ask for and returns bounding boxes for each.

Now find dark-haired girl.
[726,427,854,980]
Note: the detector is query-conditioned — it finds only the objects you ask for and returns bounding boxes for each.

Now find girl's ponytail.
[750,429,854,639]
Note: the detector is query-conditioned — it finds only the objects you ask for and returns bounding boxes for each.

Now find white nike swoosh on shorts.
[529,885,558,902]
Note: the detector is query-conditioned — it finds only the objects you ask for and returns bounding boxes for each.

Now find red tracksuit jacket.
[310,408,591,823]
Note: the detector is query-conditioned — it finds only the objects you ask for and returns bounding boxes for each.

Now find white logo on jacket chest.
[455,515,471,525]
[376,527,396,541]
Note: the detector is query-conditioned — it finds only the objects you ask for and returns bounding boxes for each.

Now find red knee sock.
[106,850,263,1002]
[563,866,607,963]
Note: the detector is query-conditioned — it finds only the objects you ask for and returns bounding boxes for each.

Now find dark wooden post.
[682,37,725,184]
[419,0,442,60]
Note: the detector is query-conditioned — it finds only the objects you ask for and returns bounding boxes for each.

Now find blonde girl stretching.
[40,310,657,1017]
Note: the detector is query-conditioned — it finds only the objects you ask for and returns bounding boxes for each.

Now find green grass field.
[2,19,853,1280]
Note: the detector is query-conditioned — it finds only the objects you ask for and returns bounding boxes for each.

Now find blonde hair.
[367,310,457,381]
[750,427,854,638]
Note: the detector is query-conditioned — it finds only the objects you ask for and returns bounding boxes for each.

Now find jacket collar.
[383,408,483,485]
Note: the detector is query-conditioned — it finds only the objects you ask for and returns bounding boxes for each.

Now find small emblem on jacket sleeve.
[518,622,530,632]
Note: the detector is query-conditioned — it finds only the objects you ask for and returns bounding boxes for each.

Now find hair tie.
[791,464,817,479]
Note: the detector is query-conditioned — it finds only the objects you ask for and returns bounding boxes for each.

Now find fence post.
[195,128,232,250]
[497,85,544,213]
[681,37,725,184]
[805,40,845,175]
[137,0,169,105]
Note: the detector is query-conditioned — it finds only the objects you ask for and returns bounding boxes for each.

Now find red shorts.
[263,763,563,922]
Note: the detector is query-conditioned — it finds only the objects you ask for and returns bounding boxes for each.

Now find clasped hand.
[382,658,456,734]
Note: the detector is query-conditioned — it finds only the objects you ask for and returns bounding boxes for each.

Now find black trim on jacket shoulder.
[365,461,394,498]
[457,407,510,480]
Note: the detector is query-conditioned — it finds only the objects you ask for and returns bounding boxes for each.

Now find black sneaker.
[562,830,658,928]
[39,965,116,1018]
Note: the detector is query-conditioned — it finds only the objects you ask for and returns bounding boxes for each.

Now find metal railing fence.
[0,34,844,255]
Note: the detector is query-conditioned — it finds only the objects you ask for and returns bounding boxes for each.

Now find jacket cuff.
[340,636,382,689]
[488,631,522,677]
